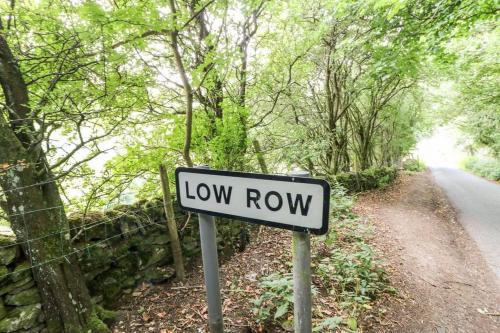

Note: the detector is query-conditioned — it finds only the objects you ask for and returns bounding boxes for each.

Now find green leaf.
[274,303,289,319]
[347,317,358,331]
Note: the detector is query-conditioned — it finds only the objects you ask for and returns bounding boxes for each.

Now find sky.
[416,125,467,168]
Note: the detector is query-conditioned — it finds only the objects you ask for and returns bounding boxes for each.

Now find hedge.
[332,167,398,193]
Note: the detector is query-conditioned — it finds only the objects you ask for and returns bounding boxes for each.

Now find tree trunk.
[252,139,268,173]
[169,0,194,167]
[159,164,185,281]
[0,129,100,332]
[0,34,103,332]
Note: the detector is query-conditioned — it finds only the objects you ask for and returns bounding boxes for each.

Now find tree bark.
[252,139,268,173]
[0,34,102,332]
[169,0,194,167]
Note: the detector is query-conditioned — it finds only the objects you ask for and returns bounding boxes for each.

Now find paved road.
[431,167,500,279]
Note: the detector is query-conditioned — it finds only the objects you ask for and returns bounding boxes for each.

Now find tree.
[0,32,100,333]
[0,1,147,330]
[441,22,499,157]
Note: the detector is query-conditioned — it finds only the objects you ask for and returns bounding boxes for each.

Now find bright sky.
[416,125,467,168]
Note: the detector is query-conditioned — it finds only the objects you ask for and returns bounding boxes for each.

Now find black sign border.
[175,167,330,235]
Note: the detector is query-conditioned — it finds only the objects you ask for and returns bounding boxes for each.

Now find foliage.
[430,22,499,157]
[402,159,427,172]
[311,213,394,330]
[252,273,294,329]
[329,183,355,219]
[253,187,393,331]
[0,0,498,329]
[315,233,392,314]
[334,167,398,193]
[313,316,343,332]
[461,156,500,181]
[194,101,250,170]
[8,0,489,211]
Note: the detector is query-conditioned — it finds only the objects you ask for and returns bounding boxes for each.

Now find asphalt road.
[431,167,500,279]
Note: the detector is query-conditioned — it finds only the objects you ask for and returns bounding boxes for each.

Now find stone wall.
[0,198,246,332]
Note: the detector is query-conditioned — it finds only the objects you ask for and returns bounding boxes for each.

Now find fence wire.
[0,204,165,250]
[0,222,162,280]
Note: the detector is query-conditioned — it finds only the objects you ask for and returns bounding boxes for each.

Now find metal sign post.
[290,171,312,333]
[175,167,329,333]
[196,166,224,333]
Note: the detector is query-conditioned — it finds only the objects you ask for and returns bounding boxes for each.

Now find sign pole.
[196,166,224,333]
[290,170,312,333]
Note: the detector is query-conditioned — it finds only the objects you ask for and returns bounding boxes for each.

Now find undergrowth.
[252,184,394,332]
[402,158,426,172]
[461,156,500,181]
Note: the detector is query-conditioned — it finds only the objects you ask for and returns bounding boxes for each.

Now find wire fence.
[0,204,165,250]
[0,201,169,281]
[0,221,162,280]
[6,205,64,218]
[0,158,180,287]
[0,179,59,195]
[0,172,136,196]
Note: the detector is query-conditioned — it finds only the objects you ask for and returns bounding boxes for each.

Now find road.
[431,167,500,279]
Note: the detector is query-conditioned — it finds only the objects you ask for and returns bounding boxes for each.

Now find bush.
[461,156,500,181]
[333,167,398,192]
[402,158,426,172]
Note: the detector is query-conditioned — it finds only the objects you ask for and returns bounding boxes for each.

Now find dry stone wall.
[0,198,245,333]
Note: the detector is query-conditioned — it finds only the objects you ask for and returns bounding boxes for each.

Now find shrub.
[333,167,398,192]
[461,156,500,181]
[315,239,391,312]
[402,158,426,172]
[315,217,394,313]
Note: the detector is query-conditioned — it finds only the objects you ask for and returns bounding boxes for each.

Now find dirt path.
[356,171,500,332]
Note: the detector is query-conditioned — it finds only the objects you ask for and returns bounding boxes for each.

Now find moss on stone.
[0,303,41,332]
[84,310,110,333]
[5,288,41,306]
[94,305,117,325]
[0,235,15,248]
[10,262,31,283]
[0,266,9,284]
[0,247,17,266]
[0,276,34,296]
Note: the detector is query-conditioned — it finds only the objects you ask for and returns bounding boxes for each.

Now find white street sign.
[175,167,330,235]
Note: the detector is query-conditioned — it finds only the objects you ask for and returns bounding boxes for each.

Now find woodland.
[0,0,498,332]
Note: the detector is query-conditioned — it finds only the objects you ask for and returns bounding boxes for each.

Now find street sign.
[175,167,330,235]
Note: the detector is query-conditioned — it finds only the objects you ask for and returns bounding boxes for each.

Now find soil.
[111,171,500,332]
[356,171,500,333]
